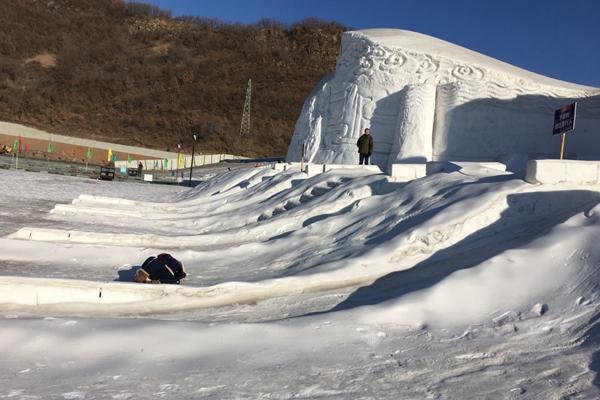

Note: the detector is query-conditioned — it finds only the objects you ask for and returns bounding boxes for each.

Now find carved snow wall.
[287,29,600,169]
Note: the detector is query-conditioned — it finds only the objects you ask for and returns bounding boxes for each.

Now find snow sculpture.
[287,29,600,169]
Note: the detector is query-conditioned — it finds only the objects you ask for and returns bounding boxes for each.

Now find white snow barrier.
[74,194,139,206]
[53,203,143,218]
[306,163,325,176]
[286,162,303,170]
[0,276,163,307]
[323,164,382,173]
[387,163,427,180]
[0,269,379,315]
[525,159,600,185]
[274,163,383,176]
[9,227,206,247]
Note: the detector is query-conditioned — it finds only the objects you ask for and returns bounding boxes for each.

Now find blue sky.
[144,0,600,87]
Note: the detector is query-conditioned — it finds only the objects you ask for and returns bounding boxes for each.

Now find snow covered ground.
[1,164,599,399]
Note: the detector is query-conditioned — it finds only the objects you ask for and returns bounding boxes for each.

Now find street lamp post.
[189,134,197,187]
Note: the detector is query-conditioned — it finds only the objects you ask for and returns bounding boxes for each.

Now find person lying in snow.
[133,253,187,284]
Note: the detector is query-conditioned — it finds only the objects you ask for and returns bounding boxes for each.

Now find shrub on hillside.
[0,0,346,157]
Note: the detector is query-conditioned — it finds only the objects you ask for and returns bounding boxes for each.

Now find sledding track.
[12,168,377,244]
[3,164,600,316]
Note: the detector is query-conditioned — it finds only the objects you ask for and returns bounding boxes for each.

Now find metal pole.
[176,143,181,183]
[559,132,566,160]
[189,134,196,187]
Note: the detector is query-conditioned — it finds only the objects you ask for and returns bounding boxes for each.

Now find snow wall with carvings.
[286,29,600,169]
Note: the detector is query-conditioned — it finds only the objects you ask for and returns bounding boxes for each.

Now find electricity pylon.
[239,79,251,139]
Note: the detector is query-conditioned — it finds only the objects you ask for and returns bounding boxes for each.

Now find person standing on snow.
[357,127,373,165]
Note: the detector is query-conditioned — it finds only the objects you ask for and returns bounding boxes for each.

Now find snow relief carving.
[287,29,600,169]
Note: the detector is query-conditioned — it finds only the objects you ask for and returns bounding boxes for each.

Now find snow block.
[0,276,168,307]
[52,204,141,218]
[285,162,304,172]
[525,159,600,185]
[9,227,71,242]
[324,164,382,173]
[387,164,427,180]
[74,194,137,206]
[53,204,76,214]
[305,164,325,176]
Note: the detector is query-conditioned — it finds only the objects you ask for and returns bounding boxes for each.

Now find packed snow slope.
[3,164,600,322]
[287,29,600,169]
[1,165,600,398]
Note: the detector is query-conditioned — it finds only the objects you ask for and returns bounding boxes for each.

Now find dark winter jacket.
[357,134,373,155]
[140,253,186,284]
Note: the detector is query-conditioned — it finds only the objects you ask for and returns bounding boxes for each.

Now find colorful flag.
[127,154,133,163]
[86,148,93,159]
[163,159,169,168]
[112,153,117,162]
[177,153,183,168]
[107,148,113,162]
[14,137,25,154]
[47,142,54,153]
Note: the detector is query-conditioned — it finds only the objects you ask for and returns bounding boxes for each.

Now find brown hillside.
[0,0,345,157]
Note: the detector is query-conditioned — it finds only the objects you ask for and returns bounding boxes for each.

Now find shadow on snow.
[310,190,600,315]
